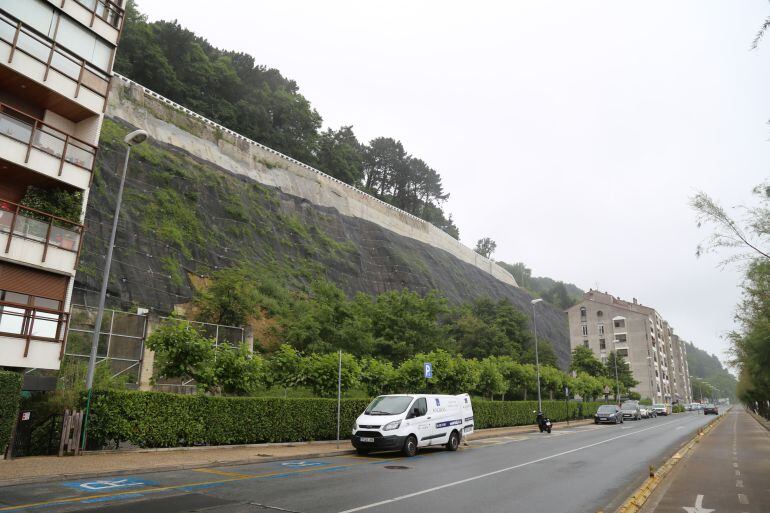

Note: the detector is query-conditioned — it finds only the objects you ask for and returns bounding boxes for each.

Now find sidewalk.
[0,419,591,487]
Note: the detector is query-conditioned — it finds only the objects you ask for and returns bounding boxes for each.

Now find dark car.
[594,405,624,424]
[703,404,718,415]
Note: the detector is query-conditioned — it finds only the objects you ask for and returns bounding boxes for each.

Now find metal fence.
[63,305,147,384]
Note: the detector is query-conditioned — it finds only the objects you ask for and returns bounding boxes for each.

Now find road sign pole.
[336,350,341,449]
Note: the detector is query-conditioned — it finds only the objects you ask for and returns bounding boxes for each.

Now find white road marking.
[682,494,714,513]
[733,462,739,468]
[337,418,685,513]
[738,493,749,504]
[736,479,744,488]
[675,426,685,430]
[735,470,740,476]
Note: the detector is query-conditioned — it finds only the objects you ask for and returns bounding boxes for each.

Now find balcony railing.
[0,10,111,106]
[0,299,69,357]
[70,0,124,30]
[0,103,96,175]
[0,199,83,262]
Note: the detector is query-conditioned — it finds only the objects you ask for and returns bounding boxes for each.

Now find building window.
[599,338,606,350]
[617,348,629,357]
[583,340,589,348]
[598,324,605,335]
[581,324,588,336]
[580,307,587,320]
[615,334,627,344]
[0,290,62,340]
[614,318,626,329]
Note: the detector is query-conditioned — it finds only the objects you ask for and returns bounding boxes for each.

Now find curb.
[0,419,592,487]
[745,408,770,432]
[613,409,728,513]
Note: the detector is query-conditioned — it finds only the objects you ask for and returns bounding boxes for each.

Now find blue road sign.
[424,362,433,379]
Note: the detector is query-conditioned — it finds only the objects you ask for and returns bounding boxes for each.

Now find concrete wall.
[106,75,518,290]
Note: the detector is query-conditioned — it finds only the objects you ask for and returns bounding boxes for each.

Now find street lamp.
[530,298,544,414]
[612,350,620,404]
[82,129,148,446]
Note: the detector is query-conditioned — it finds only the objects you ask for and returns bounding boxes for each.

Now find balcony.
[0,299,68,369]
[52,0,123,46]
[0,10,110,117]
[0,103,95,190]
[0,199,82,275]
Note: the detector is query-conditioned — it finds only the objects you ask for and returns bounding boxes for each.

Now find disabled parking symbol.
[63,477,155,491]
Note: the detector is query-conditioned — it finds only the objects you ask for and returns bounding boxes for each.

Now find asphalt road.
[641,407,768,513]
[0,411,717,513]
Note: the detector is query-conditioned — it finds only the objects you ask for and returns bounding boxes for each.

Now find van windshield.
[365,396,414,415]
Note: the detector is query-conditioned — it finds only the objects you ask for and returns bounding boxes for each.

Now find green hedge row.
[85,390,609,449]
[0,370,23,453]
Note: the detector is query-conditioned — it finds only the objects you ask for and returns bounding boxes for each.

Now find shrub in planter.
[0,371,23,454]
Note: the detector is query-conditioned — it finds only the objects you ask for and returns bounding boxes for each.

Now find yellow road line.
[190,468,253,478]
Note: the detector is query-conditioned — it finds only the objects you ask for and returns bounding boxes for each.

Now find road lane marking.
[337,418,686,513]
[191,468,253,478]
[738,493,749,504]
[735,470,740,476]
[736,479,743,488]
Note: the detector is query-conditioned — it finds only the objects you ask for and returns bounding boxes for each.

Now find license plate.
[600,418,607,421]
[359,437,374,443]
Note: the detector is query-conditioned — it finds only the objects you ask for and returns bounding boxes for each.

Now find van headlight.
[383,420,401,431]
[352,424,358,433]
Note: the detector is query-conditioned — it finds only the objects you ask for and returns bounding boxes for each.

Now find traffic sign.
[424,362,433,379]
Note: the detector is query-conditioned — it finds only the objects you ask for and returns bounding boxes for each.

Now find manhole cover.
[384,465,410,470]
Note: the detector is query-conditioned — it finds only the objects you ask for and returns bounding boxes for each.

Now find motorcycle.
[535,411,552,433]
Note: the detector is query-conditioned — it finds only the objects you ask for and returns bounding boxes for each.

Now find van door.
[406,397,431,446]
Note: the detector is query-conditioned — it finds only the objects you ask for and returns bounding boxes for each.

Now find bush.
[672,404,685,413]
[84,390,608,449]
[0,371,23,453]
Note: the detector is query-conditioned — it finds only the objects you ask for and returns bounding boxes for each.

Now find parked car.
[351,393,474,456]
[651,403,670,416]
[703,404,718,415]
[594,405,624,424]
[621,401,642,420]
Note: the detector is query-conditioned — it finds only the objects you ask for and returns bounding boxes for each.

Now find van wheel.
[446,431,460,451]
[356,448,369,455]
[402,435,418,457]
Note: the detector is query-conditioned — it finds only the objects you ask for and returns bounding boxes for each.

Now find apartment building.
[567,290,692,404]
[0,0,124,370]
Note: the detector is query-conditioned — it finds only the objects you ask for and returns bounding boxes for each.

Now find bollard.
[649,465,655,478]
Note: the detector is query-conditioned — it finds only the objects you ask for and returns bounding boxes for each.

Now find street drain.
[384,465,410,470]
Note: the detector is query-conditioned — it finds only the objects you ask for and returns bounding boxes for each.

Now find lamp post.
[530,298,544,414]
[81,129,148,447]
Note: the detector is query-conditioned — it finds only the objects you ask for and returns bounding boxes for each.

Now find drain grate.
[384,465,410,470]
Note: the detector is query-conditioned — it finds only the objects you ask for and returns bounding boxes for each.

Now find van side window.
[410,398,428,417]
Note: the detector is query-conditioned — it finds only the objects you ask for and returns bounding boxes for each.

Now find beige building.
[567,290,692,404]
[0,0,125,369]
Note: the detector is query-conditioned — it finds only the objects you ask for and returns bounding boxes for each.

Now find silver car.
[620,401,642,420]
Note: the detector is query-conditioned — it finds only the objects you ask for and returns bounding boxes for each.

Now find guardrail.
[111,73,513,280]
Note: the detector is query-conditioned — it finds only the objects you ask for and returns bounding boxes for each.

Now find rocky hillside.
[75,89,571,368]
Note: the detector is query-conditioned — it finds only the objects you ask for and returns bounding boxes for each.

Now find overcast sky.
[139,1,770,365]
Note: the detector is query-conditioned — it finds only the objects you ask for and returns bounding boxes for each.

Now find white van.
[351,393,474,456]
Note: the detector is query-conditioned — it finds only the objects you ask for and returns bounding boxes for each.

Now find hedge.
[85,390,612,449]
[0,370,23,454]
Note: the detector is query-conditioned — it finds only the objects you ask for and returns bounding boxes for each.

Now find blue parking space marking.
[62,477,157,492]
[279,460,327,468]
[81,493,144,504]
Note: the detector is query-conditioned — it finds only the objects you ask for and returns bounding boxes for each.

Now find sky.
[138,1,770,365]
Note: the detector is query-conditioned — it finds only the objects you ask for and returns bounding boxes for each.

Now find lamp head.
[531,298,544,305]
[124,129,148,146]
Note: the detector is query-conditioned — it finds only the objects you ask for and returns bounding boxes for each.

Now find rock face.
[74,78,570,368]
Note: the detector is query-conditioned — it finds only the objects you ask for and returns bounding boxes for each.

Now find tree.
[266,344,306,390]
[476,359,506,400]
[541,282,574,309]
[213,344,266,395]
[304,352,361,398]
[315,126,364,185]
[195,265,263,326]
[474,238,497,258]
[359,358,397,396]
[521,339,557,368]
[605,351,638,399]
[570,346,605,377]
[145,321,215,390]
[449,298,528,360]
